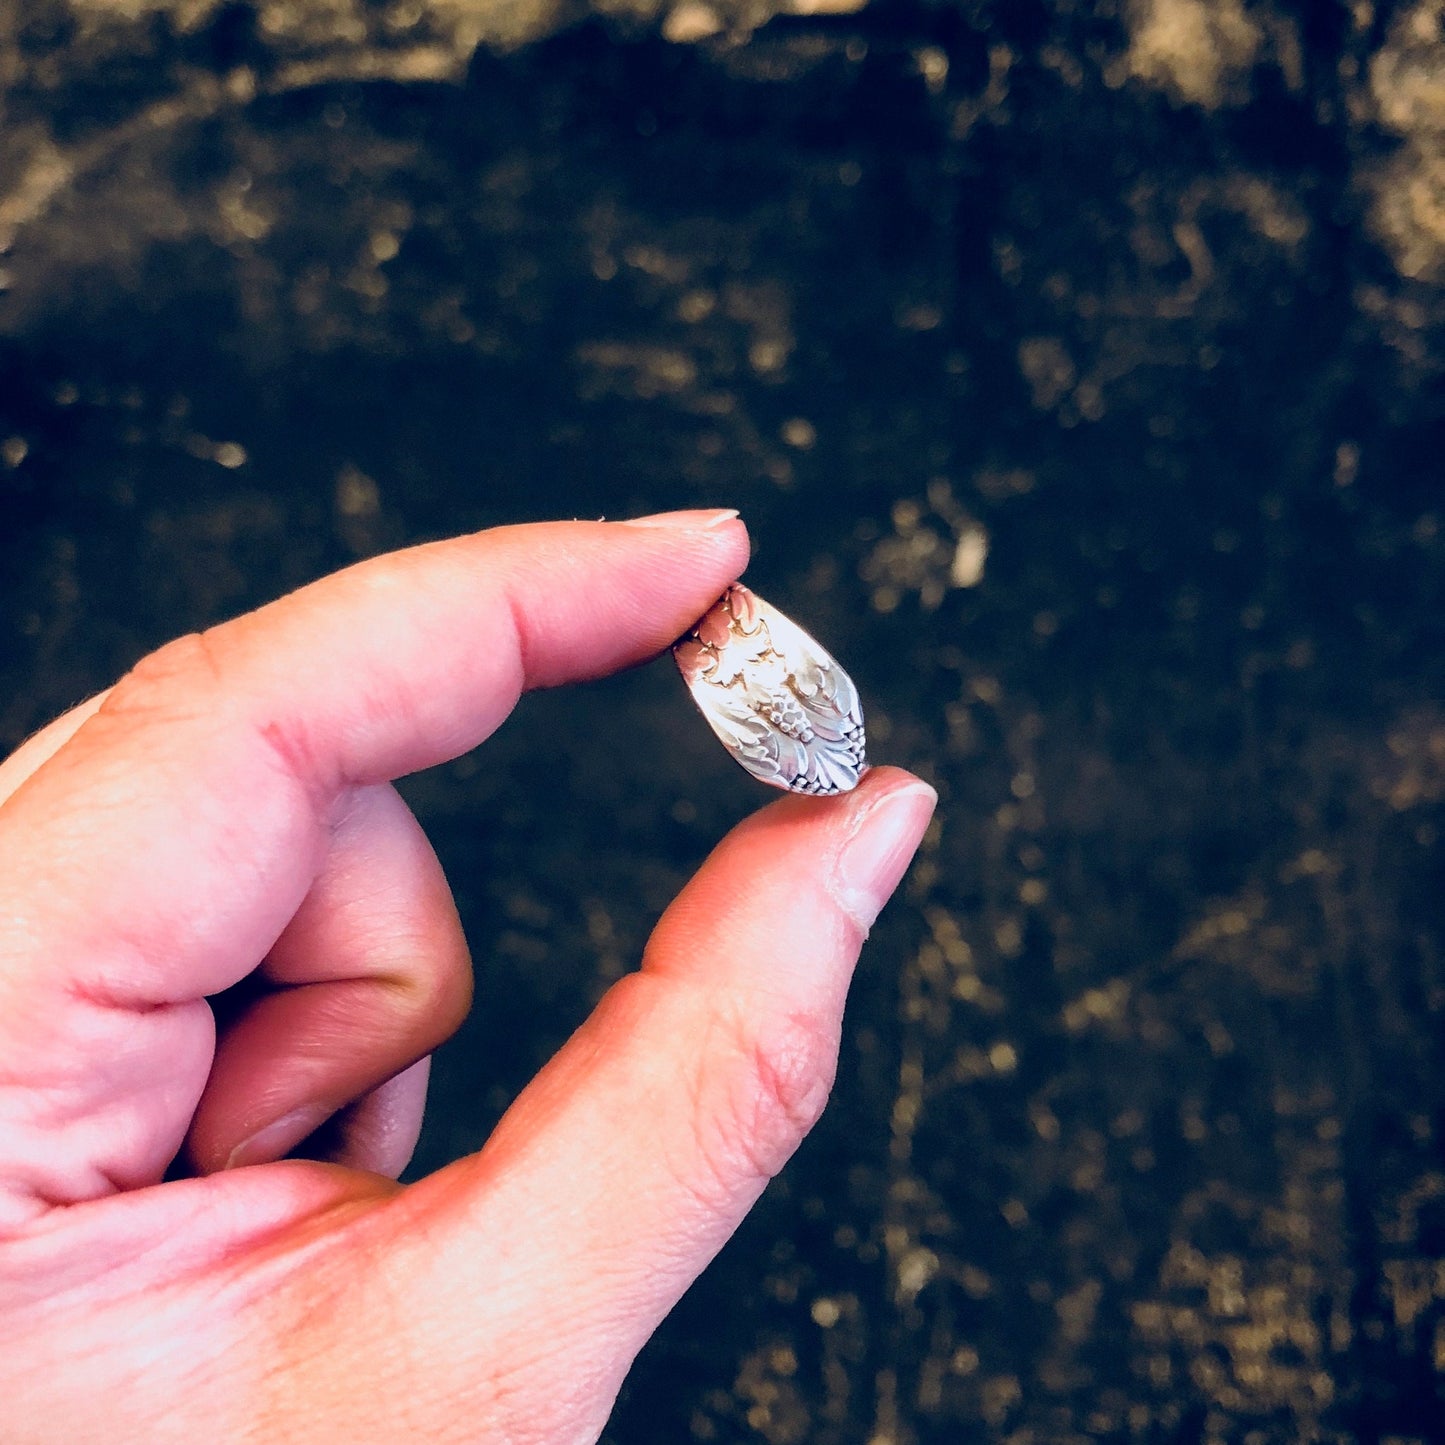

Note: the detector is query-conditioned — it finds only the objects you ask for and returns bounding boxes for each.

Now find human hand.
[0,512,936,1443]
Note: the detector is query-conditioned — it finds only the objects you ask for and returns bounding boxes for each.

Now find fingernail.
[830,783,937,933]
[621,507,741,530]
[224,1106,331,1171]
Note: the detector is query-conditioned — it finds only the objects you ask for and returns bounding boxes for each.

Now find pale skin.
[0,509,936,1443]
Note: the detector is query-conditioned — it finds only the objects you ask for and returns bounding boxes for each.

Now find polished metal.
[674,583,867,795]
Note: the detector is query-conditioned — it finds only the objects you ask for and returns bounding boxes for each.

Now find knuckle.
[359,915,474,1059]
[103,631,228,724]
[413,934,475,1041]
[104,629,329,800]
[691,998,840,1197]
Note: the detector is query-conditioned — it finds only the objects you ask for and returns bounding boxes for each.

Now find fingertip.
[617,507,742,532]
[647,765,934,984]
[826,771,937,933]
[611,508,751,589]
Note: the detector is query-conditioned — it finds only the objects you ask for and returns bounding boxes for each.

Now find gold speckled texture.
[3,2,1444,1440]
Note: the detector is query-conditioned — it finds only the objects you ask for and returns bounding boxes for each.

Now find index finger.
[0,511,749,1007]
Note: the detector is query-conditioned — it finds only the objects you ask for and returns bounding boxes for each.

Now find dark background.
[3,1,1444,1439]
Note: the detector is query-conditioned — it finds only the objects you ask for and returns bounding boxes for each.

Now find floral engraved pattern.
[674,584,867,795]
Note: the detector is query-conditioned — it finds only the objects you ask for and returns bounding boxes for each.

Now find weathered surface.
[2,2,1444,1441]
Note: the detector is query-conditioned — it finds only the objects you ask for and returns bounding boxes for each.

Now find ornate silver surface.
[674,583,867,795]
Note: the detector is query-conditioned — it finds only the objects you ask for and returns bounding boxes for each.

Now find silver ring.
[674,584,867,795]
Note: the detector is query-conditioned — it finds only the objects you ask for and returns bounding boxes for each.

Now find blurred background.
[3,0,1444,1439]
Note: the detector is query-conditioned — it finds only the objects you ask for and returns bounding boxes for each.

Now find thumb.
[318,767,935,1443]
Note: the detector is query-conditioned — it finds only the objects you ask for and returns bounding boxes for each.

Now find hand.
[0,512,936,1444]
